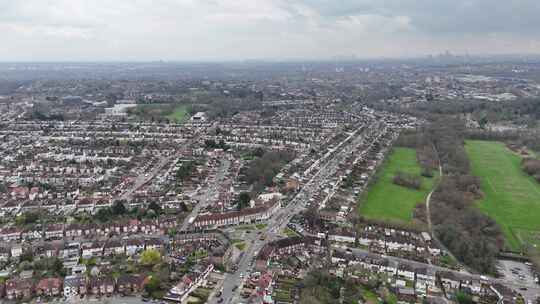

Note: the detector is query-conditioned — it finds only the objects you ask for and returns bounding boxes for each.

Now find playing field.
[129,104,189,123]
[165,104,189,123]
[359,147,437,223]
[466,140,540,251]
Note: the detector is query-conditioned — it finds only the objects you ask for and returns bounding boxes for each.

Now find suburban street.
[118,154,177,201]
[333,247,540,303]
[215,122,386,304]
[179,159,231,232]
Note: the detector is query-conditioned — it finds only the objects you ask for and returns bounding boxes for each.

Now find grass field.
[466,140,540,251]
[359,147,437,223]
[165,104,189,123]
[129,104,189,123]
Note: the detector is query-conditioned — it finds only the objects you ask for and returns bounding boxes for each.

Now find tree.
[148,201,161,215]
[20,250,34,263]
[237,192,251,209]
[304,206,321,230]
[144,275,161,295]
[140,249,161,266]
[112,201,127,216]
[52,258,65,276]
[95,208,113,222]
[392,171,422,190]
[456,291,473,304]
[176,161,196,181]
[18,261,32,272]
[168,228,177,238]
[15,211,41,227]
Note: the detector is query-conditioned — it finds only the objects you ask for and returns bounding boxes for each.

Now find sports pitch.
[466,140,540,251]
[359,147,437,224]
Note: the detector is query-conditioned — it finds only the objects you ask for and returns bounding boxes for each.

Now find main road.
[215,121,386,303]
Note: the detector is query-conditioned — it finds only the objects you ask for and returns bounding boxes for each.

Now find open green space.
[234,242,247,251]
[165,104,189,123]
[359,147,437,223]
[465,140,540,251]
[282,227,299,238]
[128,104,189,123]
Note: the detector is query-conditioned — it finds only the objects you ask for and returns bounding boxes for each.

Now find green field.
[466,140,540,251]
[128,104,189,123]
[359,147,437,223]
[165,104,189,123]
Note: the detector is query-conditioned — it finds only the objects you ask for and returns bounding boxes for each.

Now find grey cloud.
[285,0,540,35]
[0,0,539,61]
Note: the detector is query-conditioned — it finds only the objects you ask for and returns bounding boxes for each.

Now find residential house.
[64,275,85,298]
[116,274,146,294]
[82,242,103,259]
[103,240,124,256]
[45,224,65,240]
[0,227,22,242]
[35,277,63,297]
[89,277,115,296]
[0,247,10,261]
[5,278,33,300]
[125,239,145,256]
[145,238,164,251]
[11,245,23,259]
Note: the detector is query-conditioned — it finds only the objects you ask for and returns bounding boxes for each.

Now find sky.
[1,0,540,61]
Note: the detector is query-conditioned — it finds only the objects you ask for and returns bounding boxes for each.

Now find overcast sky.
[1,0,540,61]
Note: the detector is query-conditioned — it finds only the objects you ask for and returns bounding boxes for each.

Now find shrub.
[392,171,422,190]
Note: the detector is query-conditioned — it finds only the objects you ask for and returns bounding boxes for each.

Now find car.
[142,298,149,302]
[520,287,528,291]
[232,285,239,291]
[217,299,224,303]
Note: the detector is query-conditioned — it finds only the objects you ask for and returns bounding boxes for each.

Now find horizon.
[2,52,540,65]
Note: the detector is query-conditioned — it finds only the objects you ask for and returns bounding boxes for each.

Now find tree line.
[392,170,422,190]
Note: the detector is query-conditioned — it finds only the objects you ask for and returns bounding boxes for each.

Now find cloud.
[285,0,540,35]
[0,0,539,61]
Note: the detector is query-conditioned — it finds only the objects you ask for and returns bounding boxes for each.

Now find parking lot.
[498,260,536,286]
[497,260,539,302]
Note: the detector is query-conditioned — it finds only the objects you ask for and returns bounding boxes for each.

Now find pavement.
[179,158,231,232]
